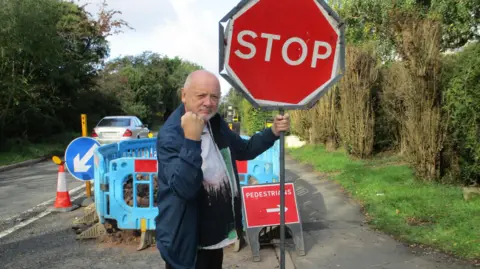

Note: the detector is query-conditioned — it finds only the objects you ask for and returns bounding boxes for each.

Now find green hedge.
[442,42,480,184]
[240,99,274,136]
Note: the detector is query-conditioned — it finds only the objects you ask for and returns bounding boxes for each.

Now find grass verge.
[0,132,80,166]
[288,144,480,261]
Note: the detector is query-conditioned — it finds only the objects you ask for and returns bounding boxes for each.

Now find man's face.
[181,75,221,121]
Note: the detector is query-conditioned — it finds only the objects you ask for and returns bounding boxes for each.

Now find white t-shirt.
[199,124,237,249]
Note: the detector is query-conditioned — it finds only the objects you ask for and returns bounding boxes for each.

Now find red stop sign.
[219,0,345,109]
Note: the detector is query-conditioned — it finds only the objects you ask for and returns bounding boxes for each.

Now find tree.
[94,52,203,124]
[219,88,244,118]
[0,0,130,147]
[443,42,480,185]
[335,0,479,54]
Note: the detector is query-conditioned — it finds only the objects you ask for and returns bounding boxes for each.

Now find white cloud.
[79,0,238,95]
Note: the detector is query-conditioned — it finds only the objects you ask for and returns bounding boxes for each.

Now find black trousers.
[165,248,223,269]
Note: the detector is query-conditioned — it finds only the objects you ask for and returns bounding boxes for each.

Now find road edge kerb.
[0,157,48,173]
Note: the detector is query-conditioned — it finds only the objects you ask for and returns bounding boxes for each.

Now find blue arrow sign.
[65,137,100,181]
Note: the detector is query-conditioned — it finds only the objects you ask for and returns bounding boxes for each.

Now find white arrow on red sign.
[266,205,289,214]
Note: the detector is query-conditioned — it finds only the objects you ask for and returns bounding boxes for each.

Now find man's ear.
[180,88,186,103]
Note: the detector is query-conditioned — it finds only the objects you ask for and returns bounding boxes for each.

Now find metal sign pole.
[279,108,286,269]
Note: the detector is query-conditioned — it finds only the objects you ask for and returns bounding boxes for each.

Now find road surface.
[0,155,477,268]
[0,161,84,232]
[0,198,279,269]
[0,159,280,269]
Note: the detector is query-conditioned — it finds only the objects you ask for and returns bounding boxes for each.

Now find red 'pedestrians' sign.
[241,183,300,228]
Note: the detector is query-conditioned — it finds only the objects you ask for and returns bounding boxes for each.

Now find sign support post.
[81,114,92,199]
[279,108,286,269]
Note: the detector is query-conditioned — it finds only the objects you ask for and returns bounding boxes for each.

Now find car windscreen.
[97,118,131,127]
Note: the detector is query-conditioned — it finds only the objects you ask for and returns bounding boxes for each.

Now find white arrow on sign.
[266,205,289,214]
[73,144,99,173]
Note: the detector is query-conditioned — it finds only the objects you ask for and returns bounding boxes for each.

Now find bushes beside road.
[288,4,480,186]
[0,132,79,166]
[283,2,480,261]
[283,44,480,262]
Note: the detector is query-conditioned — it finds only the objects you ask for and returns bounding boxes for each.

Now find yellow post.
[81,114,87,137]
[140,218,147,233]
[81,114,92,198]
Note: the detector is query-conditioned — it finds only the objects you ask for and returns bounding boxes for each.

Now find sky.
[78,0,239,95]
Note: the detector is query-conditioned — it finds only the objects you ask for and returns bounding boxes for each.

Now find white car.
[92,116,151,145]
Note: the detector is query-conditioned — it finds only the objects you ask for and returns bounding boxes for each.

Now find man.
[155,70,290,269]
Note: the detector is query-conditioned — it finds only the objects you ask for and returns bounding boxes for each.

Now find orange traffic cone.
[51,163,78,212]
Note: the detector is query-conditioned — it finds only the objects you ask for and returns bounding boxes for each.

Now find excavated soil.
[123,173,159,207]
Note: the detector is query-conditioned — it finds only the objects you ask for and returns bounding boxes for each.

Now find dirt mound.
[123,174,159,207]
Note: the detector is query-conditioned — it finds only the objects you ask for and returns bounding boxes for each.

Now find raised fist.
[181,111,205,141]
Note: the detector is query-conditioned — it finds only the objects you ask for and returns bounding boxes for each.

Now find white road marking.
[0,211,51,239]
[4,184,85,222]
[0,191,86,239]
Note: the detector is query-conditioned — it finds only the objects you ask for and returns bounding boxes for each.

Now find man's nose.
[203,97,213,107]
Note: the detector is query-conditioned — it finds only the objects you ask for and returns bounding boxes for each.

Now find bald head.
[181,69,221,120]
[183,70,220,91]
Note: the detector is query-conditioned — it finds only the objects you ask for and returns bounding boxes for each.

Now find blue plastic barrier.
[241,135,280,177]
[104,157,158,230]
[242,160,279,185]
[93,138,157,227]
[93,134,280,231]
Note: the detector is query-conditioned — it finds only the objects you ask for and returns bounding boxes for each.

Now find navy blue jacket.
[155,104,279,268]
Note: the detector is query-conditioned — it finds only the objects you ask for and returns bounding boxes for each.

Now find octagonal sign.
[219,0,345,109]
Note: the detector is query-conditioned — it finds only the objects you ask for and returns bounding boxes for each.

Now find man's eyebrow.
[195,90,207,95]
[195,91,219,97]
